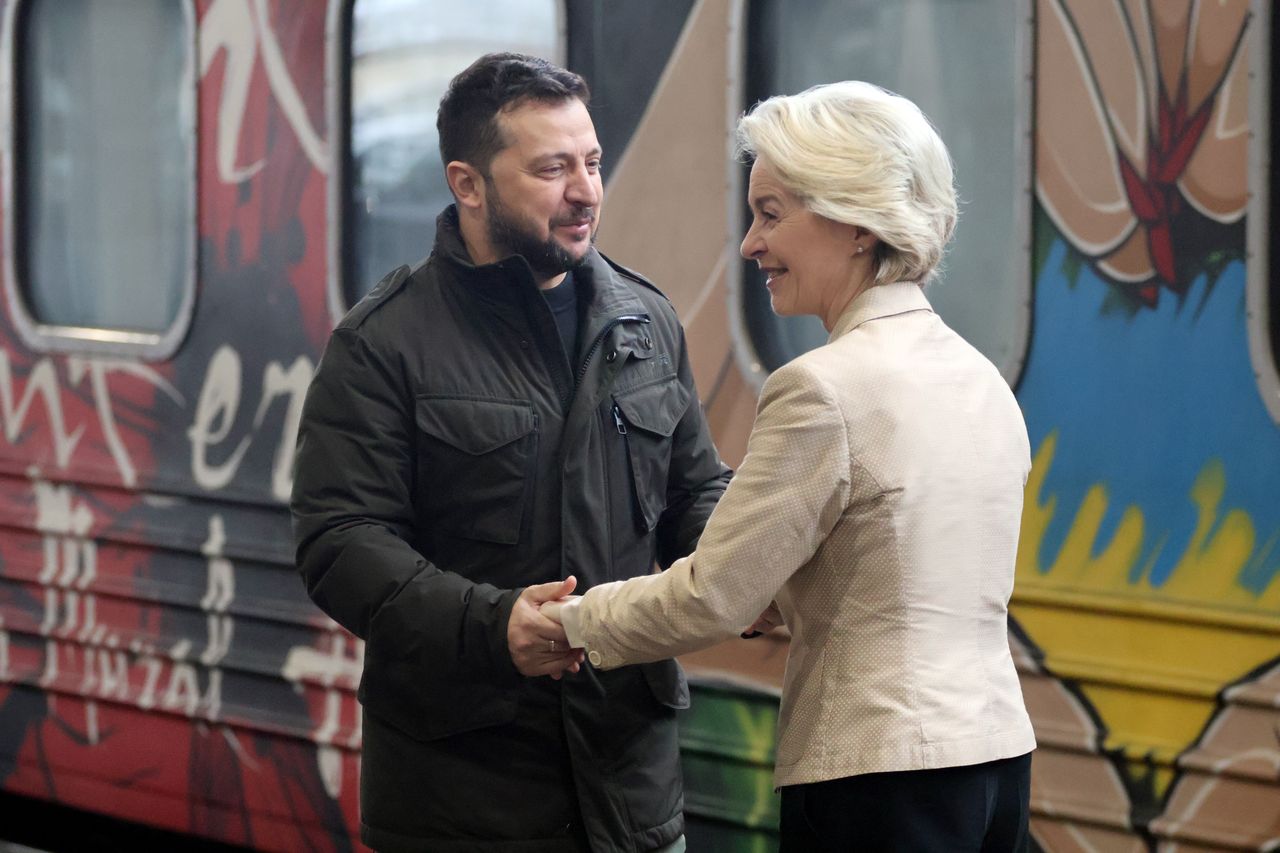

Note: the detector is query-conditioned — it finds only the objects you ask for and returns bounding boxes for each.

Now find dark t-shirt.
[541,270,579,365]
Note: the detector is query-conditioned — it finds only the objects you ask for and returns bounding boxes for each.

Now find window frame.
[1247,0,1279,423]
[726,0,1034,390]
[325,0,568,324]
[0,0,198,360]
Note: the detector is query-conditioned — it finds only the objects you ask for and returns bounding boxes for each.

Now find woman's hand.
[741,601,784,638]
[540,598,576,623]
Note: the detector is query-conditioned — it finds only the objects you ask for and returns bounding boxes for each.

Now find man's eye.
[587,160,602,172]
[541,165,564,176]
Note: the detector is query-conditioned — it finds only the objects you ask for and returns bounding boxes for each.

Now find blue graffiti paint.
[1017,241,1280,592]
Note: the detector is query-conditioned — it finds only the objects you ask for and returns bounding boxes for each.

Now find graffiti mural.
[0,1,362,849]
[1036,0,1250,304]
[0,0,1275,850]
[1018,0,1280,848]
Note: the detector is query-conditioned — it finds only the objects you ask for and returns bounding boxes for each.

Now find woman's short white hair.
[736,81,957,285]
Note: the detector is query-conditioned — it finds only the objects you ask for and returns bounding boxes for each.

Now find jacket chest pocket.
[612,378,690,532]
[415,396,536,545]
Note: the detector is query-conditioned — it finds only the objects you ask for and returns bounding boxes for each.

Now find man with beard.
[290,53,731,852]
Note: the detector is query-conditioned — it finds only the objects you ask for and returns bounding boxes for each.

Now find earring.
[855,245,864,254]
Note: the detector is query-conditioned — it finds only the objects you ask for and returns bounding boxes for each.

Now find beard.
[485,188,594,279]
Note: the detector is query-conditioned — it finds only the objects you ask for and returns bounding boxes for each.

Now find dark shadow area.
[0,792,249,853]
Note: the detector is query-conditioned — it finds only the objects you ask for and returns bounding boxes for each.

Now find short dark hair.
[437,53,590,174]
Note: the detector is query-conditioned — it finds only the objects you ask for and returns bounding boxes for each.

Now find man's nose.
[566,164,600,207]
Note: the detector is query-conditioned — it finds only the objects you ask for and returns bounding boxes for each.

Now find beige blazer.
[561,281,1036,787]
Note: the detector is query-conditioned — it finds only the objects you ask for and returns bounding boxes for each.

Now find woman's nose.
[740,226,764,259]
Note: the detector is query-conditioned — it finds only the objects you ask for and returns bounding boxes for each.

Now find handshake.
[505,576,584,679]
[505,575,784,679]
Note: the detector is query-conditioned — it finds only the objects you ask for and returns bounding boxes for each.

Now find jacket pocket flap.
[416,397,535,455]
[616,329,654,359]
[614,381,690,438]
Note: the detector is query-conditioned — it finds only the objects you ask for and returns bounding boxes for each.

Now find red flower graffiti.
[1037,0,1251,305]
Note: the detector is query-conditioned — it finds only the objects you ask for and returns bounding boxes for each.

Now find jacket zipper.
[589,314,646,553]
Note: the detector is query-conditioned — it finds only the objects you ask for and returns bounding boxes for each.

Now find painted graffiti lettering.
[39,639,58,687]
[200,515,236,612]
[0,352,181,487]
[200,515,236,669]
[70,358,180,489]
[39,588,107,646]
[284,632,364,798]
[4,345,306,498]
[24,596,222,717]
[94,646,131,702]
[188,345,313,501]
[119,638,224,720]
[262,358,312,501]
[189,348,249,491]
[200,0,329,182]
[160,640,202,717]
[35,481,96,590]
[0,352,83,467]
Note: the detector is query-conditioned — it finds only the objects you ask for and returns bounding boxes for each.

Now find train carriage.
[0,1,1275,850]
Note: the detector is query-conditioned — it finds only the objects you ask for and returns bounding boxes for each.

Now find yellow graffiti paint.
[1011,431,1280,794]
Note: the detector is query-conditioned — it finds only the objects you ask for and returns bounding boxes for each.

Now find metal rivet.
[606,350,617,362]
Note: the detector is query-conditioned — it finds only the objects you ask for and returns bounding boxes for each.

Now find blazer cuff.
[560,597,587,650]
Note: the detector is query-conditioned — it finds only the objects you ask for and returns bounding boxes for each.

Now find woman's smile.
[761,266,787,288]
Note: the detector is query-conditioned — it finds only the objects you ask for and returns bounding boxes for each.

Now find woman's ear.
[446,161,485,211]
[852,226,879,256]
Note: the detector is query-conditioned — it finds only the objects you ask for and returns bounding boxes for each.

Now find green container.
[678,677,782,850]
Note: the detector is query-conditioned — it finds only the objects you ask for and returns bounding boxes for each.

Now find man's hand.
[741,601,784,638]
[508,576,584,679]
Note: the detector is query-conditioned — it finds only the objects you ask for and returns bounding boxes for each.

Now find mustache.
[552,207,596,227]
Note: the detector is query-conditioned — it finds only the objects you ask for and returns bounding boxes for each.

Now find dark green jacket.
[292,208,731,852]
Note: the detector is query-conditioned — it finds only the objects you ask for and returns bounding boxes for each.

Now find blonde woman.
[541,82,1035,851]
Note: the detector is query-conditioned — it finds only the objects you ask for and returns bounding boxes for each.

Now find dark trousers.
[778,752,1032,852]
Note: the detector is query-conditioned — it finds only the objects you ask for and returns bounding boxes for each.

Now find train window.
[6,0,196,356]
[336,0,562,312]
[563,0,695,174]
[737,0,1031,383]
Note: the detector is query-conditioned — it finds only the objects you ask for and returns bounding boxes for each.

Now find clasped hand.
[506,575,582,679]
[507,576,784,678]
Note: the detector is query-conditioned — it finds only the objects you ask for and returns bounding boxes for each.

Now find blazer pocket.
[415,396,537,545]
[613,379,691,532]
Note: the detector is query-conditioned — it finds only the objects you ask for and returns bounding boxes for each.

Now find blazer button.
[587,650,602,666]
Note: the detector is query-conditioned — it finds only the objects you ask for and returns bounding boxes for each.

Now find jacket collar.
[432,206,646,322]
[827,281,933,343]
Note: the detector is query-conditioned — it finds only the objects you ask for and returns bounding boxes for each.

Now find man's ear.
[446,161,485,210]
